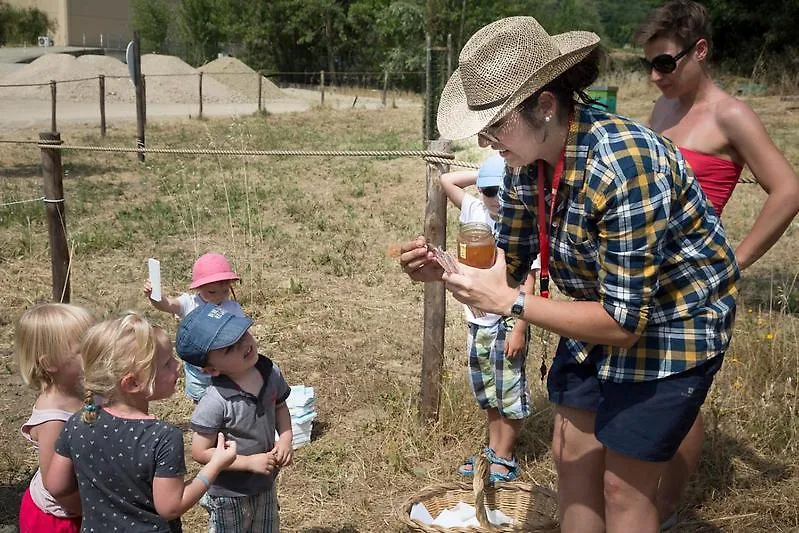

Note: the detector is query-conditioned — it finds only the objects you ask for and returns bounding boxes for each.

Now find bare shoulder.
[713,94,762,132]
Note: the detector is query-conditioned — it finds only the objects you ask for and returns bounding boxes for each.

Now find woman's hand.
[398,236,444,282]
[443,248,518,315]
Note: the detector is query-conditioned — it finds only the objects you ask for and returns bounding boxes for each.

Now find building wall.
[66,0,133,49]
[4,0,132,48]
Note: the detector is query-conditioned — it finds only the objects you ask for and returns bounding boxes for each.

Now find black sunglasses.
[480,186,499,198]
[640,39,699,74]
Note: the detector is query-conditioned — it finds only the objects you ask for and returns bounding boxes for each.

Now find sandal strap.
[482,447,519,471]
[488,469,519,483]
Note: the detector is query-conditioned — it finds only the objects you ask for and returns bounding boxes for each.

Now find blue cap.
[175,303,253,367]
[476,155,506,188]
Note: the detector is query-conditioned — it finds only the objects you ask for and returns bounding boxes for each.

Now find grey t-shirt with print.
[54,409,185,532]
[190,355,291,497]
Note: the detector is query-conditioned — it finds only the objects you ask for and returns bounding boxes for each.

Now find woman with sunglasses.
[399,16,739,533]
[636,1,799,526]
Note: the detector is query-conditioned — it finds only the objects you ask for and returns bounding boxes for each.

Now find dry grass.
[1,92,799,532]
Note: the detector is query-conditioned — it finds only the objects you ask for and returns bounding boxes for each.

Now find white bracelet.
[195,472,211,489]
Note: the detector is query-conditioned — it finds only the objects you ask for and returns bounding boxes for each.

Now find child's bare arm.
[45,452,78,501]
[191,431,277,474]
[143,279,183,315]
[153,433,236,520]
[36,421,81,515]
[440,170,479,209]
[272,402,293,466]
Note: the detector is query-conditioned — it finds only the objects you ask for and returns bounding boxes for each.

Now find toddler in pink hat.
[144,252,244,402]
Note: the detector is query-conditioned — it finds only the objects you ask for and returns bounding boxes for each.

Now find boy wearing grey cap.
[176,303,292,533]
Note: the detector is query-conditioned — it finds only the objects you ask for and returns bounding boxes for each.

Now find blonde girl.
[46,312,237,532]
[16,303,94,533]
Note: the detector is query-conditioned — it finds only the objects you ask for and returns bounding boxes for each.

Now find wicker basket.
[399,453,559,532]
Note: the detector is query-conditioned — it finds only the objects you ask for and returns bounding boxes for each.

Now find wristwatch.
[510,291,526,318]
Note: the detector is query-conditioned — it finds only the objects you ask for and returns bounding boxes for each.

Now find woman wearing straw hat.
[398,17,739,533]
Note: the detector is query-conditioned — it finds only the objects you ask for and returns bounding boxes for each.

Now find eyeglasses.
[479,186,499,198]
[478,113,513,144]
[640,39,699,74]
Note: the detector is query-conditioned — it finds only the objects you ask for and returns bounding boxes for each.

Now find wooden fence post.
[320,70,325,106]
[142,74,147,127]
[133,31,145,162]
[49,80,56,133]
[420,138,451,423]
[257,74,263,112]
[198,71,204,119]
[381,70,389,107]
[99,75,106,137]
[39,131,70,303]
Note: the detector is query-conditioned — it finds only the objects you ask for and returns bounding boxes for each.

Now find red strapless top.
[680,147,743,216]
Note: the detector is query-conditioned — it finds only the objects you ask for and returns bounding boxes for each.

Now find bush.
[0,1,55,46]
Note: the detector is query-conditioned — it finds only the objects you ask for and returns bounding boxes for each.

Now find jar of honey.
[457,222,496,268]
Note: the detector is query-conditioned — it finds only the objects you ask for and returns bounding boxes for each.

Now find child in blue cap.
[440,154,539,482]
[175,303,292,533]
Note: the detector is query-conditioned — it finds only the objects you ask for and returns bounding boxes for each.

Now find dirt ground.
[0,87,419,129]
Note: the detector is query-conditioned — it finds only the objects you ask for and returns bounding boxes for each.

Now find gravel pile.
[0,54,103,102]
[141,54,249,104]
[199,56,286,101]
[0,52,252,104]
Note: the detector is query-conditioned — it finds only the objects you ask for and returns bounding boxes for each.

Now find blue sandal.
[457,447,520,482]
[483,447,520,483]
[457,455,477,477]
[456,446,492,477]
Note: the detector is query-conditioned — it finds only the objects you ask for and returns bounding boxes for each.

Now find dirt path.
[0,88,420,130]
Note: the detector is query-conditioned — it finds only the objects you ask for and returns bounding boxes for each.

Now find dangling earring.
[544,115,551,123]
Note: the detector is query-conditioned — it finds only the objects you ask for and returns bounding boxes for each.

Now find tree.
[0,1,55,46]
[131,0,172,53]
[178,0,227,65]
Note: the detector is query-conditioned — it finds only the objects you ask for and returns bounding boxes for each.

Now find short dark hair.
[635,0,712,51]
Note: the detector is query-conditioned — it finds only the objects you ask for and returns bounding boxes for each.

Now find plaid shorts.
[467,317,531,419]
[200,486,279,533]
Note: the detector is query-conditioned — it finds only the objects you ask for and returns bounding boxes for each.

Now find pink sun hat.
[189,253,240,289]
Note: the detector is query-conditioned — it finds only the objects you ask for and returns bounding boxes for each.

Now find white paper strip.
[148,258,162,302]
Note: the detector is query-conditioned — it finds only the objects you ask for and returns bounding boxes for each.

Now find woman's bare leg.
[604,448,667,533]
[656,413,704,521]
[552,405,605,533]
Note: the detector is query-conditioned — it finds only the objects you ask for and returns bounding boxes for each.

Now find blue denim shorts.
[547,340,723,462]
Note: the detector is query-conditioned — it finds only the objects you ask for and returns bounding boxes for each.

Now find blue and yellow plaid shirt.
[496,104,739,383]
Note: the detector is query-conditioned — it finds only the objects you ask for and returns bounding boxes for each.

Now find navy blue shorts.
[547,339,723,462]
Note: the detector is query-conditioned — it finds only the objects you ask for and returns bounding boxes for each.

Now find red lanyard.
[536,144,566,299]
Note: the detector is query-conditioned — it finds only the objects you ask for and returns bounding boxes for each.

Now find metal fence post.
[198,71,204,119]
[49,80,57,133]
[320,70,325,106]
[99,75,106,136]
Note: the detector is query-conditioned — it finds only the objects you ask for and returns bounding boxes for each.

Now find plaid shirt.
[496,104,739,383]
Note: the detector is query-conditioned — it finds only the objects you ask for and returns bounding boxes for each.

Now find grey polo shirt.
[190,355,291,497]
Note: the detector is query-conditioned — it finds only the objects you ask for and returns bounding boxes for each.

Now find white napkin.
[409,501,514,527]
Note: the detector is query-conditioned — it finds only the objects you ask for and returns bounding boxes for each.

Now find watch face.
[511,292,525,316]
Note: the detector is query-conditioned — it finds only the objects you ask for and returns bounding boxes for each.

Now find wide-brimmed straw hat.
[437,17,600,140]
